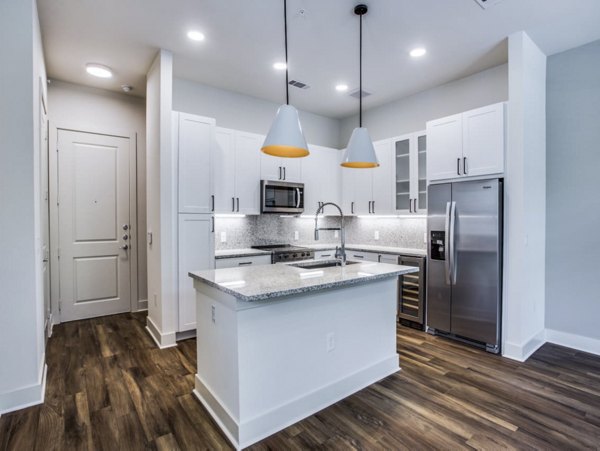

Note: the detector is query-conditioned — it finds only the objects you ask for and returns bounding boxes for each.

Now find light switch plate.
[220,231,227,243]
[294,231,299,241]
[334,230,339,238]
[374,230,380,240]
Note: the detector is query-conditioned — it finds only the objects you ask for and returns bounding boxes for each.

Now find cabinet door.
[235,132,262,214]
[340,163,356,215]
[282,158,302,182]
[260,153,283,181]
[348,250,379,262]
[177,113,215,213]
[414,132,427,213]
[214,128,236,213]
[322,147,341,215]
[215,255,271,268]
[302,145,323,215]
[178,214,214,331]
[379,254,399,264]
[394,134,412,212]
[353,168,372,215]
[371,139,393,215]
[426,113,463,182]
[462,103,505,177]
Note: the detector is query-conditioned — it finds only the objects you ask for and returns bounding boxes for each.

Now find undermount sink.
[290,260,359,270]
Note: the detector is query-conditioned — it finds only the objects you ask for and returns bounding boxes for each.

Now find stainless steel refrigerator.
[426,178,502,353]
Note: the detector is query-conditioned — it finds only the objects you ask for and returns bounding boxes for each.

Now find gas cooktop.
[251,244,314,263]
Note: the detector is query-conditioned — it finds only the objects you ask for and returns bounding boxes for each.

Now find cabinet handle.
[321,254,332,258]
[211,216,215,233]
[353,254,365,259]
[457,158,461,176]
[278,166,282,180]
[351,202,354,214]
[236,197,240,212]
[283,166,286,180]
[232,197,235,212]
[211,195,214,212]
[463,157,468,175]
[238,261,252,266]
[414,199,418,213]
[372,201,375,214]
[409,198,413,213]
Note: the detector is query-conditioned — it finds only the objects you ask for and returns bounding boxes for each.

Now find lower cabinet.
[347,250,379,262]
[215,255,272,269]
[178,214,215,332]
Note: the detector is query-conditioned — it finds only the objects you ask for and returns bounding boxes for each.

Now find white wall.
[172,78,340,149]
[502,32,547,361]
[48,80,148,307]
[0,0,47,413]
[545,39,600,354]
[340,64,508,146]
[146,50,177,346]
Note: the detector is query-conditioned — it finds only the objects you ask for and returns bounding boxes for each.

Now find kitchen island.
[189,261,418,449]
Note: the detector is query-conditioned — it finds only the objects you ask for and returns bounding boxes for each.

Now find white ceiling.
[38,0,600,118]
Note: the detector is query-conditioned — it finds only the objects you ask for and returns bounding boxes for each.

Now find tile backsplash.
[215,215,426,250]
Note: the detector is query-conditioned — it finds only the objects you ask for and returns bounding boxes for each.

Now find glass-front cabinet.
[393,131,427,214]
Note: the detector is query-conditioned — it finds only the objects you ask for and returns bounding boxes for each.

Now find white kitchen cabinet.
[427,102,505,182]
[378,254,399,264]
[314,249,336,260]
[341,138,393,216]
[214,128,261,214]
[303,145,341,215]
[393,131,427,214]
[175,112,215,214]
[347,250,379,262]
[215,255,272,269]
[261,152,302,183]
[178,213,215,332]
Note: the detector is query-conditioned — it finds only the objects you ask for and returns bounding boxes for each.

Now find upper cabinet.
[427,102,505,182]
[341,138,394,216]
[175,112,215,214]
[260,153,302,183]
[214,128,261,214]
[302,145,341,215]
[393,131,427,214]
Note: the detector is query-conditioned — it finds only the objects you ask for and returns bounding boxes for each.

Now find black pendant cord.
[359,10,363,127]
[284,0,290,105]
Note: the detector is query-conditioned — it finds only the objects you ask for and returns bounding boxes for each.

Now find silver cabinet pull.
[283,166,286,180]
[211,216,215,233]
[463,156,468,175]
[414,199,418,213]
[238,261,252,266]
[372,201,375,214]
[351,202,354,214]
[409,198,412,213]
[211,195,215,212]
[236,197,240,212]
[278,166,282,180]
[353,254,364,259]
[232,197,235,212]
[457,158,461,176]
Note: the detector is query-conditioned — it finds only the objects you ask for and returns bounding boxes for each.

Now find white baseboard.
[502,329,546,362]
[0,362,47,415]
[176,328,196,342]
[136,299,148,311]
[193,355,400,450]
[546,329,600,356]
[145,316,177,349]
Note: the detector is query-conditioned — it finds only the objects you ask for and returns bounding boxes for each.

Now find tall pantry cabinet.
[173,112,215,333]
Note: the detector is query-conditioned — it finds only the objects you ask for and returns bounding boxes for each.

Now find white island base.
[191,277,400,449]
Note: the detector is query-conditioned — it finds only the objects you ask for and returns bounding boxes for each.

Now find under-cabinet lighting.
[215,214,246,218]
[357,215,427,219]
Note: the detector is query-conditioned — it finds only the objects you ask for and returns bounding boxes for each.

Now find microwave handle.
[295,188,301,208]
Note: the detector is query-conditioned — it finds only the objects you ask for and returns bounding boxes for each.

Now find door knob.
[120,244,129,250]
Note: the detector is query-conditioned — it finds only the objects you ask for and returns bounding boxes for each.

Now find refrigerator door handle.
[444,201,452,285]
[449,201,457,285]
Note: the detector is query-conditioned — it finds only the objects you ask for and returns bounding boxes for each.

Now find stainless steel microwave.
[261,180,304,214]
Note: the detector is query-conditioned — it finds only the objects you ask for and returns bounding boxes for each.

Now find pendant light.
[341,4,379,168]
[261,0,309,158]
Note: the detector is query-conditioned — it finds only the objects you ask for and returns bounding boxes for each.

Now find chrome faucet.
[314,202,346,266]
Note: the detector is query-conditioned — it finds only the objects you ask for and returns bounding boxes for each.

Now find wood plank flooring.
[1,312,600,450]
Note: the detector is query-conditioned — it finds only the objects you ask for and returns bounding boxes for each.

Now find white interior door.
[40,94,51,338]
[57,130,131,321]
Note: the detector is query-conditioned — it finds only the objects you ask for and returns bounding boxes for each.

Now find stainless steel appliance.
[251,244,314,264]
[397,255,426,329]
[426,178,503,353]
[261,180,304,214]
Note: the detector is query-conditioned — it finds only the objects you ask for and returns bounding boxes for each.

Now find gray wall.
[340,64,508,146]
[173,78,341,149]
[546,39,600,340]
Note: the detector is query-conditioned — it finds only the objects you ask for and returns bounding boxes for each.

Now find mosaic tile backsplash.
[215,215,427,250]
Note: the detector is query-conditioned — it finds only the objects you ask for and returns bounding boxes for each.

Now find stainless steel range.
[251,244,314,264]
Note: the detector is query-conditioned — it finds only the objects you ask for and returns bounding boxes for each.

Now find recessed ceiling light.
[273,62,287,70]
[187,30,205,41]
[86,63,113,78]
[335,84,349,92]
[410,48,427,58]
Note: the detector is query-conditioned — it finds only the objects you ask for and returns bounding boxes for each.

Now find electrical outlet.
[211,305,216,323]
[334,230,339,238]
[220,231,227,243]
[423,232,427,244]
[374,230,380,240]
[326,332,335,352]
[294,230,299,241]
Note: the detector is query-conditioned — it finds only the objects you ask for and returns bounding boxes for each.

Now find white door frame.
[49,123,140,325]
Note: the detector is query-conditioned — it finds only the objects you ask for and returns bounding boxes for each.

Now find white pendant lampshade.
[341,127,379,168]
[262,104,309,158]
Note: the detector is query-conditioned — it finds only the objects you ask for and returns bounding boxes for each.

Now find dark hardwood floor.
[1,312,600,450]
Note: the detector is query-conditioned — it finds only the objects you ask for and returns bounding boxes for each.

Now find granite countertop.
[214,248,272,259]
[304,243,427,257]
[189,261,418,302]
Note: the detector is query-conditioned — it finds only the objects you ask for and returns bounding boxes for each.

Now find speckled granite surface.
[214,248,271,259]
[189,262,418,302]
[305,244,426,257]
